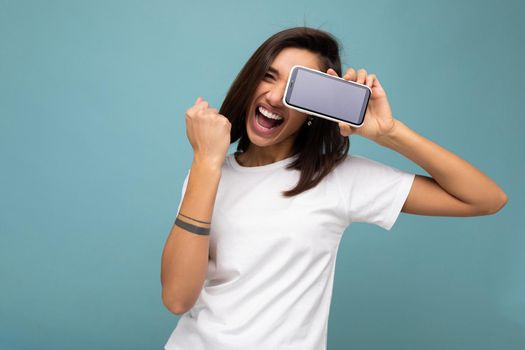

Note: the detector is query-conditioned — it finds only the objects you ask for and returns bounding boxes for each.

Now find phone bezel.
[282,64,372,127]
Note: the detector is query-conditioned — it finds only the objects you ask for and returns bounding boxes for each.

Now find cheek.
[285,111,308,128]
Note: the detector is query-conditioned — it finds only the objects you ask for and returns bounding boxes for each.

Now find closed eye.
[264,73,274,80]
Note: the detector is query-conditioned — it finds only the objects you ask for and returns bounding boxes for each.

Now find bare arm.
[376,119,508,215]
[161,95,230,315]
[329,67,507,216]
[161,157,221,315]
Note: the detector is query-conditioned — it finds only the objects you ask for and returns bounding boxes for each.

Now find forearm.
[375,118,507,210]
[161,158,221,314]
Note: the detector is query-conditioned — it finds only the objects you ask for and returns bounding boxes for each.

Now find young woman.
[161,27,507,350]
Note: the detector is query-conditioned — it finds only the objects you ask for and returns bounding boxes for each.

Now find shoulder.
[335,154,389,173]
[333,154,411,186]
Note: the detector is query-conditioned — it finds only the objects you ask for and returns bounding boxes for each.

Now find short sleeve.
[176,168,191,214]
[336,155,415,231]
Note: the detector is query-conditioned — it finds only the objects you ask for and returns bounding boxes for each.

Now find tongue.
[257,110,283,129]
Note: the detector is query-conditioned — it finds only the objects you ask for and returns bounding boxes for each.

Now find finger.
[339,122,353,137]
[374,76,384,89]
[365,73,376,89]
[357,69,367,84]
[343,68,356,81]
[187,97,203,116]
[326,68,338,77]
[195,99,209,111]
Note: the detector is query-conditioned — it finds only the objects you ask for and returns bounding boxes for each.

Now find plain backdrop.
[1,0,523,349]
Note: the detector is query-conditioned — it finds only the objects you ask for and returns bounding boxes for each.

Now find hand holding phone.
[282,65,371,127]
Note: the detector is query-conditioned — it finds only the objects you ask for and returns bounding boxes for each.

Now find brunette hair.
[219,26,350,197]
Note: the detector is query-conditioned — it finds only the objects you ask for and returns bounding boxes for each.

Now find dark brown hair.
[219,26,350,197]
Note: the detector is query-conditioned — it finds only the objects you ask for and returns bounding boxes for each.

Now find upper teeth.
[258,106,283,120]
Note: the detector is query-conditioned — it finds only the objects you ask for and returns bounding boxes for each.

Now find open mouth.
[255,105,285,130]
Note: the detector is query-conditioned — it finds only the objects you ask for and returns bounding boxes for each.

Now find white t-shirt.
[165,152,415,350]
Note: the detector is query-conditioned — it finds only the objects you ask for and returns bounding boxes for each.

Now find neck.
[235,146,295,167]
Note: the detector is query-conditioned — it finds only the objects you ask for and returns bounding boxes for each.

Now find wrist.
[374,118,405,147]
[192,155,224,173]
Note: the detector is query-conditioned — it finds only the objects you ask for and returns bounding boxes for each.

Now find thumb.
[194,96,202,105]
[326,68,338,77]
[339,122,354,135]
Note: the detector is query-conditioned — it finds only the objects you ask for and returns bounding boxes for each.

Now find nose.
[266,81,287,108]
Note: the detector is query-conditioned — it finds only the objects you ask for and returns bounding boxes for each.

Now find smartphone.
[282,65,372,127]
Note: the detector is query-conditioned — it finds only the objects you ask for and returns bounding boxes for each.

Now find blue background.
[1,0,523,349]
